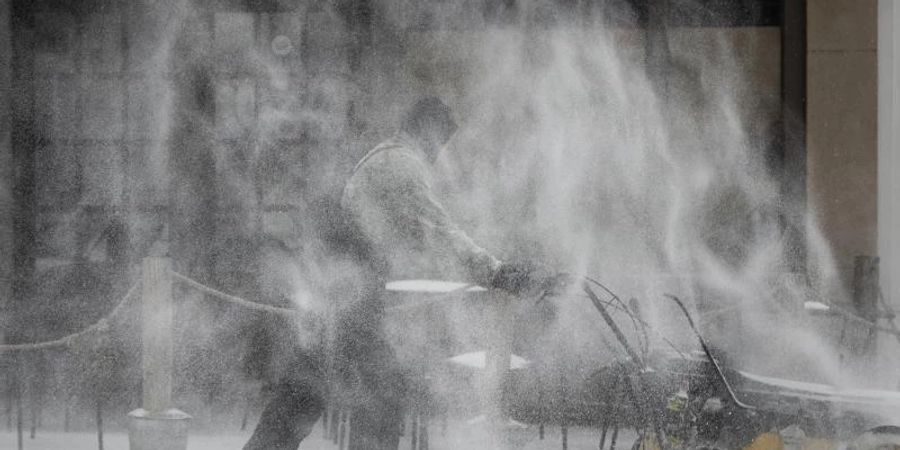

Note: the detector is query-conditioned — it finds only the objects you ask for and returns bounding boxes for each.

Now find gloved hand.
[492,262,573,298]
[490,261,537,296]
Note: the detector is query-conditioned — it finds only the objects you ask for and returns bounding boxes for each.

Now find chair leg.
[338,410,348,450]
[419,415,428,450]
[599,420,609,449]
[331,409,340,443]
[410,414,418,450]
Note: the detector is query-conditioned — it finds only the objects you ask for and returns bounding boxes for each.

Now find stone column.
[878,0,900,383]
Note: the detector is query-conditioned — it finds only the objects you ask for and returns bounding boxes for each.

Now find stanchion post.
[142,256,173,412]
[484,292,515,448]
[15,359,22,450]
[127,257,190,450]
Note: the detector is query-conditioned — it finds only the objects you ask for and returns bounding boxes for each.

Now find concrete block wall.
[806,0,879,292]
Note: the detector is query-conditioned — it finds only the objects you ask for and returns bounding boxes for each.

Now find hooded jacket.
[341,132,501,287]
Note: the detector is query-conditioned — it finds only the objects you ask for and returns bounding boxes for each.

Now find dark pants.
[339,297,408,450]
[243,350,326,450]
[244,295,406,450]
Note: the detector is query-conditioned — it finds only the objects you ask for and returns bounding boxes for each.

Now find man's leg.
[347,372,406,450]
[339,302,407,450]
[243,351,325,450]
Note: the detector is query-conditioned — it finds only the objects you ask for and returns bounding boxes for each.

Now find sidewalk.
[0,422,637,450]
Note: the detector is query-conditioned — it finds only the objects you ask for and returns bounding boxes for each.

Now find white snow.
[385,280,487,294]
[0,425,637,450]
[447,351,531,370]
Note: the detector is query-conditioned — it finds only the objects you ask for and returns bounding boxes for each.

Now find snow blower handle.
[663,293,756,411]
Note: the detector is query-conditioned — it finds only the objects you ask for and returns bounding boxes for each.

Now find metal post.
[560,371,568,450]
[127,257,190,450]
[485,293,513,424]
[6,376,12,431]
[29,399,35,439]
[609,425,619,450]
[538,373,545,440]
[599,421,608,449]
[411,414,418,450]
[15,362,22,450]
[419,415,429,450]
[96,399,103,450]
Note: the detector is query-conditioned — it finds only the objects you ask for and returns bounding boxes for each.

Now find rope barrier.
[0,280,141,353]
[169,270,298,318]
[1,268,301,354]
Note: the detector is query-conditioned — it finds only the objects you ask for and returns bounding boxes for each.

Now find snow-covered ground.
[0,422,637,450]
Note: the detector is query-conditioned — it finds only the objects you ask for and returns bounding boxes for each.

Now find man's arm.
[380,156,501,287]
[393,177,562,296]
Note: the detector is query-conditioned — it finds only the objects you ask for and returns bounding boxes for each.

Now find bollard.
[127,257,191,450]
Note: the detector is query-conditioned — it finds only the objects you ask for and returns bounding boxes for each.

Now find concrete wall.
[878,0,900,376]
[807,0,878,291]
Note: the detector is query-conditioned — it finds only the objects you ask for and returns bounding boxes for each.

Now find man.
[339,96,551,449]
[342,97,540,291]
[241,239,327,450]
